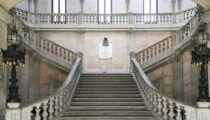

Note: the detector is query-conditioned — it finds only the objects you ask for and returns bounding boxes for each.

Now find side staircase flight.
[57,74,156,120]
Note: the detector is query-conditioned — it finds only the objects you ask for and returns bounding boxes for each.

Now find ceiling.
[0,0,23,11]
[193,0,210,10]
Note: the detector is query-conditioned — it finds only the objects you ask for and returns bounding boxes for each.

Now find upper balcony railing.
[135,6,205,71]
[13,7,197,29]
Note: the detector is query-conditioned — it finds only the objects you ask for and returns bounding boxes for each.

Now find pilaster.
[77,31,85,53]
[80,0,85,13]
[125,0,130,13]
[29,52,40,103]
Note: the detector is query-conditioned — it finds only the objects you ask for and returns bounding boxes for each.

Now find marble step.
[67,106,147,111]
[72,98,144,102]
[71,102,146,106]
[75,91,140,94]
[64,111,152,116]
[76,88,139,91]
[77,85,137,88]
[58,116,155,120]
[78,82,136,85]
[73,94,141,98]
[81,74,132,77]
[79,79,134,82]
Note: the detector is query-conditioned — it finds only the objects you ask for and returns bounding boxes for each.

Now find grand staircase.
[58,74,156,120]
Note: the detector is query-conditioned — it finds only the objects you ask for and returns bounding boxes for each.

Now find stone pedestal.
[197,102,210,120]
[6,103,21,120]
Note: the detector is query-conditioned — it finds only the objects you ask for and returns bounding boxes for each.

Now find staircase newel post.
[130,52,136,74]
[6,103,21,120]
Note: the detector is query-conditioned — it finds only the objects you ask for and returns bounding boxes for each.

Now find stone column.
[208,23,210,98]
[127,31,134,73]
[0,53,6,116]
[182,50,192,104]
[173,59,183,101]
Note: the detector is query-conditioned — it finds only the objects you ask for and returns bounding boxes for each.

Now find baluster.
[158,43,161,54]
[46,42,50,52]
[140,53,143,64]
[157,95,163,116]
[150,47,153,58]
[168,101,175,120]
[43,40,46,50]
[162,98,169,119]
[176,104,182,120]
[49,98,55,119]
[35,105,41,120]
[153,94,158,112]
[59,94,64,112]
[148,90,154,109]
[55,46,58,56]
[54,96,59,116]
[42,101,48,120]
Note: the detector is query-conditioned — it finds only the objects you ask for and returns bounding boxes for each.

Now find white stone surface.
[7,103,20,109]
[99,40,112,59]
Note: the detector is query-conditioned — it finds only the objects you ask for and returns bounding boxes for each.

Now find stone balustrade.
[6,56,82,120]
[15,17,77,69]
[39,38,77,65]
[135,6,204,67]
[131,57,198,120]
[13,7,196,26]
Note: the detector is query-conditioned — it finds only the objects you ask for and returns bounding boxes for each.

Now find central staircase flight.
[58,74,156,120]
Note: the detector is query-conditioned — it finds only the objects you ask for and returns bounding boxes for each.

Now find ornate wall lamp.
[1,26,25,103]
[191,33,210,102]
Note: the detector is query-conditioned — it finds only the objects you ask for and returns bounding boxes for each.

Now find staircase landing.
[57,74,156,120]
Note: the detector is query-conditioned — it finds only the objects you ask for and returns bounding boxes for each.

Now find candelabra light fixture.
[191,33,210,102]
[1,26,25,103]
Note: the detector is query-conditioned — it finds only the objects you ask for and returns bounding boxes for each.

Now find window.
[143,0,158,23]
[52,0,66,23]
[98,0,112,24]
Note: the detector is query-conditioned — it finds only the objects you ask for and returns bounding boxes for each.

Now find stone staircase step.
[76,88,139,91]
[72,98,144,102]
[79,79,133,82]
[71,102,146,106]
[67,106,147,111]
[73,94,141,98]
[75,91,140,94]
[81,74,132,77]
[64,111,152,116]
[78,82,136,85]
[77,85,137,88]
[59,116,155,120]
[59,74,154,120]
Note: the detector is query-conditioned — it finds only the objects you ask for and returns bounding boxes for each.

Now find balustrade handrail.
[131,57,197,120]
[14,15,78,69]
[135,6,204,66]
[132,57,195,108]
[9,56,82,120]
[13,7,197,26]
[21,57,81,109]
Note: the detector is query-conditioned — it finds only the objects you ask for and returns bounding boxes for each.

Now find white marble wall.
[40,31,170,73]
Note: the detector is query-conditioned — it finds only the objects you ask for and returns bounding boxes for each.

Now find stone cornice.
[0,0,23,11]
[0,6,11,24]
